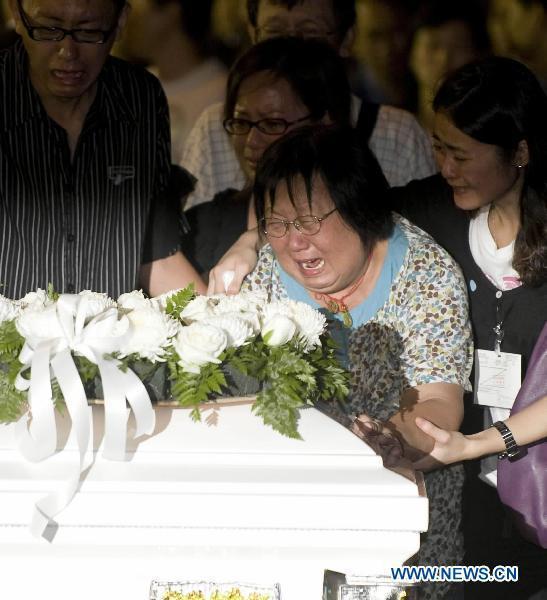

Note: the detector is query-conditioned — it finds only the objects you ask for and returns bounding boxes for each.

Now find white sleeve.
[180,102,246,209]
[369,106,437,187]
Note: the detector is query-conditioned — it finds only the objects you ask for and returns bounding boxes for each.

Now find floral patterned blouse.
[243,215,474,599]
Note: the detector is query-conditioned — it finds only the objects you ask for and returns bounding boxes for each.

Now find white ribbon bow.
[14,294,155,539]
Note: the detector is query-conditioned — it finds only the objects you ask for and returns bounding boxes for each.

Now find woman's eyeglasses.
[260,208,338,238]
[223,115,312,136]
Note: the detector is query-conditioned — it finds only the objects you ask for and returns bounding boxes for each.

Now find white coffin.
[0,402,428,599]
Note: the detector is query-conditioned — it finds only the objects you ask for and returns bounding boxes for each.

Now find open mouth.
[52,70,84,84]
[297,258,325,274]
[448,182,469,194]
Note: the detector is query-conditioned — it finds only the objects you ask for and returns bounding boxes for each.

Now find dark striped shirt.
[0,41,179,300]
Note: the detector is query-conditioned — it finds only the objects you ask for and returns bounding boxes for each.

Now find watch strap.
[492,420,521,461]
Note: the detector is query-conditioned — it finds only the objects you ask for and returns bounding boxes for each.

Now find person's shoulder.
[396,214,465,282]
[376,104,423,132]
[0,40,23,84]
[183,101,225,150]
[389,174,465,228]
[103,55,164,96]
[0,44,13,70]
[194,101,224,128]
[0,38,19,61]
[396,214,437,246]
[393,173,452,203]
[187,188,244,218]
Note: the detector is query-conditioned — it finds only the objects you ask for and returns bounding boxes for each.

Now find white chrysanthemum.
[118,307,180,362]
[204,314,254,348]
[212,291,268,315]
[19,288,51,311]
[288,300,326,350]
[117,289,151,311]
[233,310,262,334]
[173,322,227,374]
[261,314,297,346]
[180,295,216,322]
[77,290,116,320]
[0,295,20,323]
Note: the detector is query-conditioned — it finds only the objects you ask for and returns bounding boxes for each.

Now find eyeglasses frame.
[16,0,120,44]
[260,207,338,238]
[223,114,313,136]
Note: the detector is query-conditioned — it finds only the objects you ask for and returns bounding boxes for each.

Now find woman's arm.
[389,382,464,460]
[350,383,464,470]
[413,395,547,468]
[141,250,207,296]
[207,228,261,294]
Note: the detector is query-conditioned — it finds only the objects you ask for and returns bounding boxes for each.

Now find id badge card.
[474,349,522,410]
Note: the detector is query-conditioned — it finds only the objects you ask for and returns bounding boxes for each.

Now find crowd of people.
[0,1,546,599]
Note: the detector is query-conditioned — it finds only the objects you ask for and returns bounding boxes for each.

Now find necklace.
[312,257,372,328]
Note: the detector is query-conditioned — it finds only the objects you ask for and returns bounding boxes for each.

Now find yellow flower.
[162,592,185,600]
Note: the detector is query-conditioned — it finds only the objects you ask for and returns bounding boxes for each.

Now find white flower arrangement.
[0,285,348,439]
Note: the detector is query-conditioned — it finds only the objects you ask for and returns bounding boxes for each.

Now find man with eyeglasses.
[0,0,205,299]
[181,0,436,210]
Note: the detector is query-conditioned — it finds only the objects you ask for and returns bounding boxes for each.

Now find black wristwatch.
[491,421,522,461]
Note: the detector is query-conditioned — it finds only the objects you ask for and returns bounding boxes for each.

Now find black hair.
[246,0,356,43]
[114,0,127,13]
[254,125,392,254]
[516,0,547,9]
[434,56,547,286]
[224,36,351,127]
[413,0,491,56]
[150,0,214,52]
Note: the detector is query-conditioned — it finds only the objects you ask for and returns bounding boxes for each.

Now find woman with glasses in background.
[180,36,351,279]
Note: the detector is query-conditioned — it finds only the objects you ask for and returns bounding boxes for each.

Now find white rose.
[288,300,326,350]
[119,307,180,362]
[77,290,116,320]
[261,314,297,346]
[19,288,51,311]
[205,314,254,348]
[16,305,64,344]
[0,295,20,323]
[117,290,151,311]
[173,322,227,374]
[180,295,216,322]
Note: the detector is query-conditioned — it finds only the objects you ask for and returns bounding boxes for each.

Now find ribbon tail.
[98,359,129,461]
[117,362,156,438]
[26,349,94,539]
[15,342,57,462]
[51,349,93,471]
